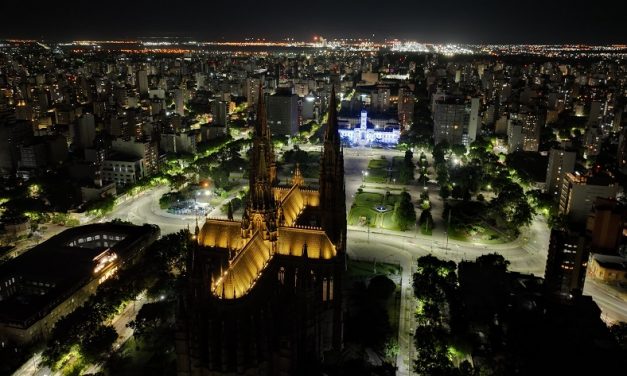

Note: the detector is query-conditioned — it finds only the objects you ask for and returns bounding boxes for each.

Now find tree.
[85,195,116,217]
[439,185,451,200]
[227,201,234,220]
[451,144,467,157]
[393,191,416,231]
[82,325,117,362]
[208,166,230,190]
[419,209,434,232]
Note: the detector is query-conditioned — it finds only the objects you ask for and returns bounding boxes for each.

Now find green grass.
[446,223,507,244]
[350,191,403,230]
[354,192,384,206]
[365,167,389,184]
[348,206,378,226]
[380,211,400,230]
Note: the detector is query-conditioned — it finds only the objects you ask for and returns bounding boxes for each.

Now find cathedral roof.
[198,219,243,250]
[212,231,272,299]
[276,227,336,259]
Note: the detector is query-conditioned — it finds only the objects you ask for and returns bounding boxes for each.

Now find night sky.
[2,0,626,43]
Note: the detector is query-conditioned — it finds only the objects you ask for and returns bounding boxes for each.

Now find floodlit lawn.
[350,191,402,230]
[446,216,510,244]
[380,211,400,231]
[348,206,378,226]
[365,158,390,184]
[354,192,385,206]
[365,168,388,183]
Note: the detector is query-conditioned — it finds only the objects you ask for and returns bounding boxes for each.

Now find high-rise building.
[210,100,229,127]
[545,228,589,302]
[545,148,576,198]
[467,97,481,143]
[507,119,523,153]
[137,69,148,95]
[520,112,540,152]
[19,141,48,169]
[74,113,96,149]
[559,172,618,224]
[302,93,317,121]
[0,110,34,173]
[267,90,299,136]
[371,87,390,112]
[398,87,415,129]
[433,97,468,145]
[174,88,185,116]
[176,88,346,375]
[245,78,262,108]
[111,138,159,176]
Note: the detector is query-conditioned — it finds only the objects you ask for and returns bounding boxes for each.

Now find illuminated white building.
[338,109,400,146]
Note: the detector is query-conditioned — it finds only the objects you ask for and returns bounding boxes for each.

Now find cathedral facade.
[176,87,347,375]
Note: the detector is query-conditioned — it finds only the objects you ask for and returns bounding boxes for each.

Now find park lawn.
[354,192,385,206]
[368,158,389,169]
[365,167,388,183]
[380,211,401,231]
[348,206,378,226]
[448,222,507,244]
[351,191,406,230]
[447,226,469,242]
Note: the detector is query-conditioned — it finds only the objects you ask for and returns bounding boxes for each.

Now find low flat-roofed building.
[0,222,160,344]
[587,253,627,285]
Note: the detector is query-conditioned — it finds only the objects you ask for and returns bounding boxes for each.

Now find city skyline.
[3,0,627,44]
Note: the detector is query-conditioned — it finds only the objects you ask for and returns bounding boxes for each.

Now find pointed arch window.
[278,267,285,285]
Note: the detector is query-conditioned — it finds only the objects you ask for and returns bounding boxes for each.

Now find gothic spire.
[325,86,340,145]
[319,85,346,246]
[292,162,304,187]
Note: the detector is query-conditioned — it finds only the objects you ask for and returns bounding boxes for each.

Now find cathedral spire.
[292,163,304,187]
[325,86,340,145]
[252,85,277,185]
[319,85,346,246]
[244,94,277,239]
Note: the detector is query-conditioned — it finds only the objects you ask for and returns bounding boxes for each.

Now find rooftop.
[0,223,158,327]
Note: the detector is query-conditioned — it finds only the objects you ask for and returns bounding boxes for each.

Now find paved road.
[583,278,627,324]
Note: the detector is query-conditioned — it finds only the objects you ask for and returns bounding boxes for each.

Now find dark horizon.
[2,0,627,44]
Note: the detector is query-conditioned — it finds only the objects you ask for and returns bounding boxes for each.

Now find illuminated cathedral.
[176,87,347,375]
